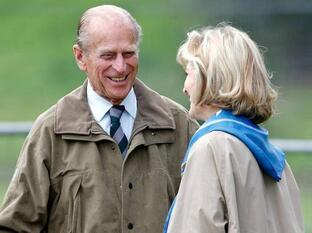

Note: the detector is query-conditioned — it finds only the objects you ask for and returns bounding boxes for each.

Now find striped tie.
[109,105,128,156]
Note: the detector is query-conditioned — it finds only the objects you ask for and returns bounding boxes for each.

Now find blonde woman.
[164,24,304,233]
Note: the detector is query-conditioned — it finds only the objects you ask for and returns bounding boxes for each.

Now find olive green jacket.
[0,79,199,233]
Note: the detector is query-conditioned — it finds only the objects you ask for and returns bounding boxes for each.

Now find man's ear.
[73,44,87,71]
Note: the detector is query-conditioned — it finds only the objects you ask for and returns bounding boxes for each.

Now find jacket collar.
[54,79,176,135]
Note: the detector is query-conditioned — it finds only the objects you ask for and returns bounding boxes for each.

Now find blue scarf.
[163,109,285,233]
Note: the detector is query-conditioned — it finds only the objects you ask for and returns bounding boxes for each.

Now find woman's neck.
[195,105,220,121]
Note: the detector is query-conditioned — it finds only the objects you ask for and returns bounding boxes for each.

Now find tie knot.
[109,105,125,120]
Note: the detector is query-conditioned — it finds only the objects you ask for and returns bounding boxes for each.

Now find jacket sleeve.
[0,125,51,232]
[167,137,228,233]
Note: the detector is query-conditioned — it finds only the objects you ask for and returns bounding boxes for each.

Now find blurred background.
[0,0,311,230]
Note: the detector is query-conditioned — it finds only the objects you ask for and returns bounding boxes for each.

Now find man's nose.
[112,54,126,74]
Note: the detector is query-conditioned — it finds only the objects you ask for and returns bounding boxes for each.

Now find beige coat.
[0,79,199,233]
[167,131,304,233]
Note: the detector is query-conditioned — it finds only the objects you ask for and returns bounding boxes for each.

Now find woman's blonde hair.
[177,23,277,124]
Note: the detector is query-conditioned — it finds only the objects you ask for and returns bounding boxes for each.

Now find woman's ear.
[73,44,87,71]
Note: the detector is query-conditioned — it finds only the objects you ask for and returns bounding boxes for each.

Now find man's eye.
[123,52,135,58]
[100,53,114,59]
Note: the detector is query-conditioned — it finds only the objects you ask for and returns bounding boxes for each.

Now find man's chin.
[108,93,129,105]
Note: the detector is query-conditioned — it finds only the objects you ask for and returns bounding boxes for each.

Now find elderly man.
[0,5,198,233]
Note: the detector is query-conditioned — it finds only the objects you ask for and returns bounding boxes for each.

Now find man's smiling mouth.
[108,75,128,82]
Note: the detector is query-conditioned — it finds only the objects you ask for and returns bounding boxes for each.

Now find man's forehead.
[87,15,136,39]
[96,44,138,53]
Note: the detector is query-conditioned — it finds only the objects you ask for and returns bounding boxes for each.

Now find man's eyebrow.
[98,48,114,53]
[97,47,137,53]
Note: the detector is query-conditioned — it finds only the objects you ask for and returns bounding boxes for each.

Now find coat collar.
[54,79,176,135]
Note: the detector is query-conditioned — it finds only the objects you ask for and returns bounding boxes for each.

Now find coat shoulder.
[27,104,57,139]
[160,95,199,131]
[160,95,188,114]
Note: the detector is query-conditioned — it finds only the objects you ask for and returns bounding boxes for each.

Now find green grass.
[287,153,312,231]
[301,192,312,233]
[0,136,23,206]
[265,85,312,139]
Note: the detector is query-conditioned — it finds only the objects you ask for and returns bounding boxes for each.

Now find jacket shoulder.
[27,104,57,138]
[160,95,199,131]
[29,83,85,137]
[160,95,189,115]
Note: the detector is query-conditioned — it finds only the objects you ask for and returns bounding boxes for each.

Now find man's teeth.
[109,76,127,82]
